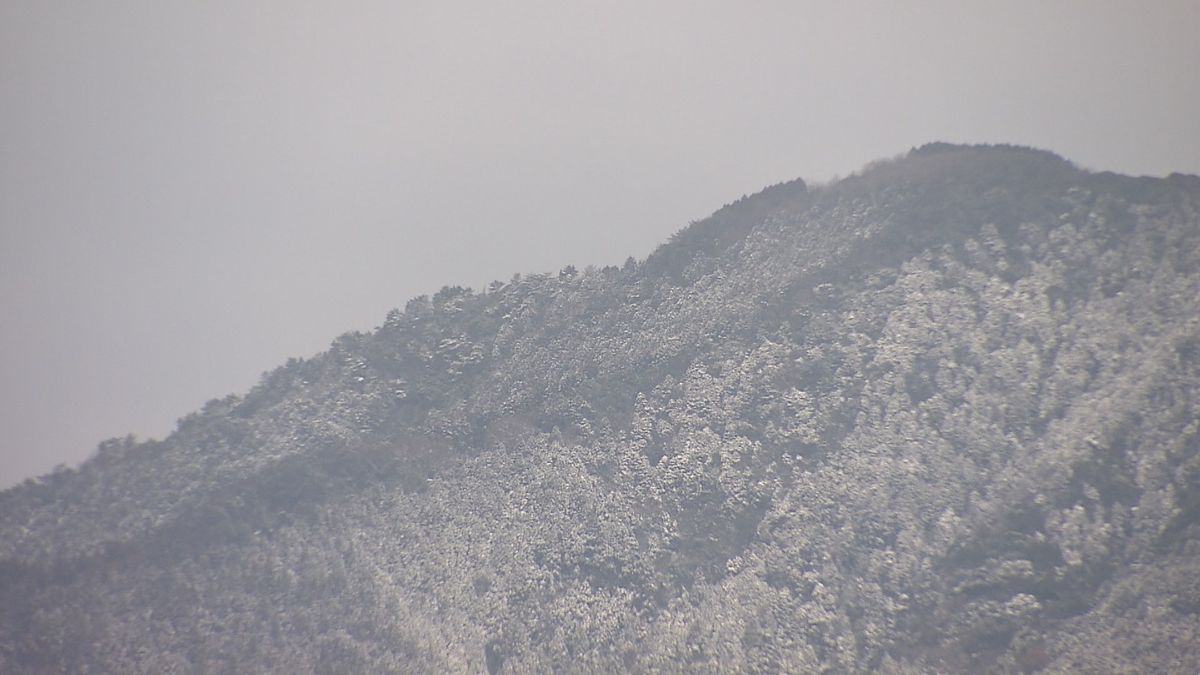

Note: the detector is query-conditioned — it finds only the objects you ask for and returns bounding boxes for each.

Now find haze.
[2,0,1198,488]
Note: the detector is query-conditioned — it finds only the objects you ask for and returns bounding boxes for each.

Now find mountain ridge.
[3,143,1199,672]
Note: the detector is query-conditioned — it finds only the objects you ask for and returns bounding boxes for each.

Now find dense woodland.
[2,144,1199,672]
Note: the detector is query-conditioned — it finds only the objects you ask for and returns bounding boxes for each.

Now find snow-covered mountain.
[3,143,1199,672]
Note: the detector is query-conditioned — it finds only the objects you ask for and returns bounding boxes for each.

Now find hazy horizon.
[3,0,1199,488]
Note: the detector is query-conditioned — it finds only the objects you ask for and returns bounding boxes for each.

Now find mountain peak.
[909,140,1069,162]
[3,147,1199,673]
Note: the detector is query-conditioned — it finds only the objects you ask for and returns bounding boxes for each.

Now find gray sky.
[2,1,1198,488]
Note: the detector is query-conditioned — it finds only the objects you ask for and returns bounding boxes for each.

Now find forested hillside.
[3,144,1199,672]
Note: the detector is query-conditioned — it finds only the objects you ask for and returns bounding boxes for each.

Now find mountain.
[3,143,1199,673]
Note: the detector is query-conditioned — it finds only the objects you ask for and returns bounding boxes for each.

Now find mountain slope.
[3,143,1200,672]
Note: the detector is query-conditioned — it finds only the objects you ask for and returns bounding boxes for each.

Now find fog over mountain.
[2,144,1198,672]
[4,1,1200,489]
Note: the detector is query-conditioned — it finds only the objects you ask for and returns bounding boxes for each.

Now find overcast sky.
[2,1,1198,488]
